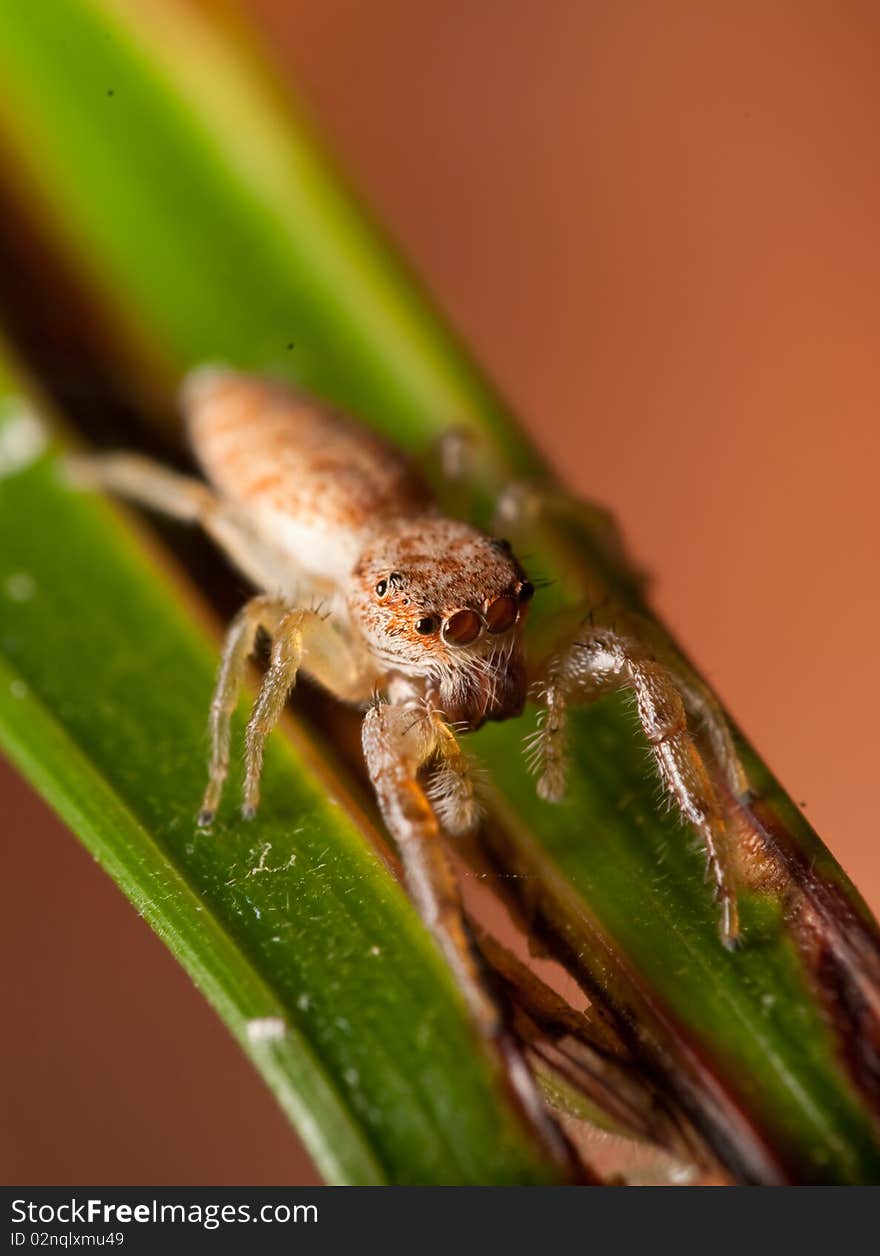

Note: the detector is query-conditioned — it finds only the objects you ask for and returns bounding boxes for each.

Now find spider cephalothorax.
[349,516,533,727]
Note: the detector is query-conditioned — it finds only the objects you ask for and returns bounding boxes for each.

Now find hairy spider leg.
[534,614,742,947]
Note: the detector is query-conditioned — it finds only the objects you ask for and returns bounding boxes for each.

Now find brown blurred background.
[3,0,879,1184]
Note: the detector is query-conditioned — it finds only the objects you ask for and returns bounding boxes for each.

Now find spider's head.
[349,517,534,728]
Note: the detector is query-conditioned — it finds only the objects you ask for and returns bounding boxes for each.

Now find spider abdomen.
[182,366,433,584]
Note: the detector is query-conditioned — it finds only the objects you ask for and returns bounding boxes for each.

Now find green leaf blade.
[476,707,880,1182]
[0,388,560,1185]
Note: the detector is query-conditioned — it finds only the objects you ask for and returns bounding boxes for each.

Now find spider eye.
[375,579,388,597]
[485,595,518,633]
[415,615,439,635]
[517,580,535,604]
[442,609,483,646]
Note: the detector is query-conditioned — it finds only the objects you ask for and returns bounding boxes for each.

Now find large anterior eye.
[485,595,518,633]
[442,609,483,645]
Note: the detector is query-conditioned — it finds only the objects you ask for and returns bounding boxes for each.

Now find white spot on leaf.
[5,572,36,602]
[0,403,47,478]
[246,1016,287,1044]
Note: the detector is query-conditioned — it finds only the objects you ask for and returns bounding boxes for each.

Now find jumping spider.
[76,368,749,1095]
